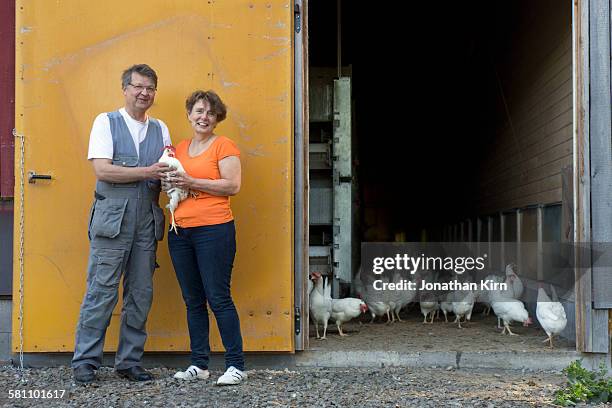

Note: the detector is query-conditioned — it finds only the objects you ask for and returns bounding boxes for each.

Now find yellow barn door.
[13,1,294,353]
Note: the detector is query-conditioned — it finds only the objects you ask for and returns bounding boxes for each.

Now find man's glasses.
[128,83,157,94]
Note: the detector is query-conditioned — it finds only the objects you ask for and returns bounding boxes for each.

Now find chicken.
[451,290,475,329]
[321,278,368,336]
[362,273,391,323]
[419,291,438,324]
[491,291,533,335]
[159,146,189,233]
[478,268,519,329]
[504,263,524,300]
[536,286,567,348]
[381,275,398,324]
[475,273,504,316]
[365,300,390,323]
[308,272,332,339]
[440,292,454,323]
[389,271,417,322]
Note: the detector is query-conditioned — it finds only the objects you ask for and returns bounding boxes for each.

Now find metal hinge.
[294,306,301,335]
[294,4,301,33]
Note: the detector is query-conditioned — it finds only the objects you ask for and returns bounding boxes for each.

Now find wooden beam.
[589,0,612,310]
[574,0,609,353]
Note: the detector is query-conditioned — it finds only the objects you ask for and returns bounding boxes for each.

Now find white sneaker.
[173,365,210,380]
[216,366,247,386]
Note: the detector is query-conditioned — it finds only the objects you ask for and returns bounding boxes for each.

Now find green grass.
[554,360,612,406]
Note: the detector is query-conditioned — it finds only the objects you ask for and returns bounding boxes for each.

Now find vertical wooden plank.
[467,219,473,242]
[574,0,610,352]
[537,206,544,281]
[500,212,506,270]
[516,209,522,270]
[561,165,574,243]
[587,0,611,351]
[574,0,590,352]
[590,0,612,310]
[488,216,493,269]
[476,217,482,256]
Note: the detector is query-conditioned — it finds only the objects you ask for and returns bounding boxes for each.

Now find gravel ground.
[310,309,574,352]
[0,365,570,407]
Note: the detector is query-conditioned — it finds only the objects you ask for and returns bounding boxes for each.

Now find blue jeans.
[168,221,244,371]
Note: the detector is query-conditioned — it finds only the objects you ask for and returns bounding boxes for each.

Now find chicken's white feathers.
[536,287,567,338]
[159,146,189,234]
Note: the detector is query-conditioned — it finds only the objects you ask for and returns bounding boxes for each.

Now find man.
[72,64,172,383]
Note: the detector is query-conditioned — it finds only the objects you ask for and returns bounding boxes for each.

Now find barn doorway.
[304,0,576,355]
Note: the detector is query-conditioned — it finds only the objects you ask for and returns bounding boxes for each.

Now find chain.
[12,129,25,379]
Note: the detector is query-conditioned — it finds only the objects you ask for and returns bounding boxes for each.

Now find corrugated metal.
[14,0,294,352]
[0,0,15,198]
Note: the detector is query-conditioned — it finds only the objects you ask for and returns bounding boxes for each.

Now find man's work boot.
[73,364,96,384]
[116,366,154,381]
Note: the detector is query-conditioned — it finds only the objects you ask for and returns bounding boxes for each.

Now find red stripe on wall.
[0,1,15,198]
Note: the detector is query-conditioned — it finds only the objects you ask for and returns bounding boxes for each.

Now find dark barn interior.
[306,0,575,350]
[309,0,571,241]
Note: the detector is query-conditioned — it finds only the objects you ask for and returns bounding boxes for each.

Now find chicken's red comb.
[163,145,176,151]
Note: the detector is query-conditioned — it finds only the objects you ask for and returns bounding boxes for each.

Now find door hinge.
[294,4,301,33]
[295,306,301,335]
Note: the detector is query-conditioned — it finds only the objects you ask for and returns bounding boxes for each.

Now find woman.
[166,90,245,385]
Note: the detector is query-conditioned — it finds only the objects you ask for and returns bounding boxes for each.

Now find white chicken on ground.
[490,291,533,335]
[381,275,399,324]
[365,300,390,324]
[475,273,504,316]
[389,271,417,322]
[309,272,332,340]
[159,146,189,233]
[452,290,475,329]
[419,290,438,324]
[322,277,368,336]
[363,273,391,323]
[440,292,454,323]
[536,285,567,348]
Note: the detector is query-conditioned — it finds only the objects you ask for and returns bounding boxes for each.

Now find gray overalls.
[72,111,165,370]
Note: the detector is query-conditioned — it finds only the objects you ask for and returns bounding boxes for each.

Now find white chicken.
[452,290,475,329]
[309,272,332,340]
[491,291,533,335]
[390,271,417,322]
[159,145,189,234]
[536,286,567,348]
[419,291,438,324]
[322,277,368,336]
[365,300,390,323]
[476,273,504,316]
[363,273,391,323]
[504,263,524,300]
[440,292,454,323]
[381,275,398,324]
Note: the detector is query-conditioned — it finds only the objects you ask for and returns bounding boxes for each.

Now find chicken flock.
[309,263,568,348]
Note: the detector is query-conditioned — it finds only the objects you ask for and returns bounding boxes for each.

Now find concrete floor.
[308,308,574,354]
[300,308,579,370]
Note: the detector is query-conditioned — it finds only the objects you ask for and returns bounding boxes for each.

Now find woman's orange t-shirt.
[173,135,240,228]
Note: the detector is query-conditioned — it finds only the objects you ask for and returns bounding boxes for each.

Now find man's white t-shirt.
[87,107,172,160]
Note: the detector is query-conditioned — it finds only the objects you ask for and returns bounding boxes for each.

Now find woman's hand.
[161,179,172,192]
[167,171,193,190]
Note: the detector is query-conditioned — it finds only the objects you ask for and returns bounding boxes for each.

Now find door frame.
[294,0,309,350]
[573,0,610,354]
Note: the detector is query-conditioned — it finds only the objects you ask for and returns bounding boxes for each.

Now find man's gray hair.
[121,64,158,90]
